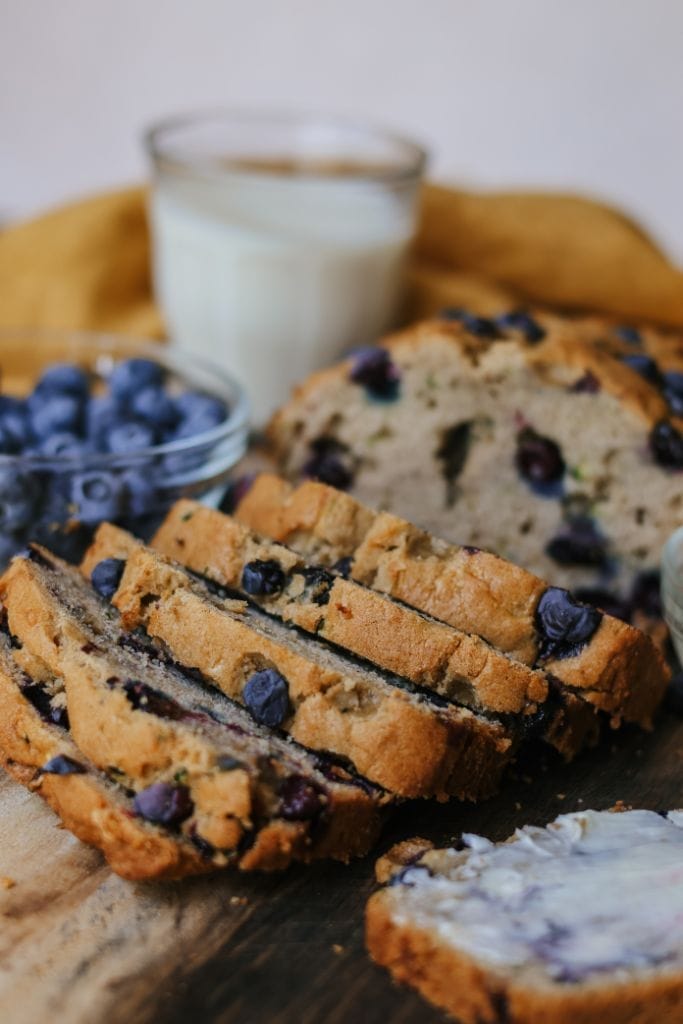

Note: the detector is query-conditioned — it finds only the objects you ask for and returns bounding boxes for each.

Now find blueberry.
[570,372,601,394]
[302,437,353,490]
[0,419,24,454]
[573,588,631,622]
[349,348,401,400]
[663,372,683,417]
[91,558,125,600]
[69,471,123,523]
[241,559,286,596]
[38,432,91,458]
[436,421,472,507]
[535,587,602,661]
[0,469,38,532]
[121,679,185,720]
[649,420,683,469]
[545,518,608,567]
[30,394,83,439]
[21,682,69,728]
[109,358,164,402]
[497,309,546,343]
[278,775,323,821]
[174,391,227,426]
[121,469,159,518]
[614,325,642,346]
[630,570,662,619]
[0,407,31,451]
[105,419,157,454]
[130,386,180,431]
[36,363,89,399]
[242,669,290,728]
[460,315,501,338]
[516,428,566,487]
[86,396,121,443]
[41,754,86,775]
[300,566,335,605]
[332,556,353,578]
[620,354,662,387]
[133,782,193,826]
[219,474,256,514]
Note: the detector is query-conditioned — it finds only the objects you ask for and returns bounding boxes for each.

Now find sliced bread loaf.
[366,808,683,1024]
[81,524,514,801]
[0,547,385,870]
[151,501,625,743]
[266,313,683,614]
[233,474,669,724]
[0,626,210,880]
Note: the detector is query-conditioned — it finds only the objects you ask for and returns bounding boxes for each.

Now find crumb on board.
[556,792,566,800]
[229,896,249,906]
[332,944,344,955]
[0,877,15,890]
[514,802,522,811]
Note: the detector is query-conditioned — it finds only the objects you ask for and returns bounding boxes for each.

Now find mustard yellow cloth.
[1,184,683,335]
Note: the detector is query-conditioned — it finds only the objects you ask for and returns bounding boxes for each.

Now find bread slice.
[366,808,683,1024]
[0,547,385,870]
[81,523,518,801]
[0,626,212,881]
[266,314,683,616]
[233,474,669,726]
[149,501,609,765]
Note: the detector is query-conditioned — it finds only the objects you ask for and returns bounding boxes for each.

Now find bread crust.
[0,643,209,881]
[0,554,382,869]
[366,892,683,1024]
[234,475,668,727]
[153,502,571,720]
[82,525,513,801]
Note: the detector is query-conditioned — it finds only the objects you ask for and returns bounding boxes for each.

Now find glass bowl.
[0,329,250,568]
[662,525,683,667]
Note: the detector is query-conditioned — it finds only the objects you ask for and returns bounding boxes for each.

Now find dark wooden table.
[2,709,681,1024]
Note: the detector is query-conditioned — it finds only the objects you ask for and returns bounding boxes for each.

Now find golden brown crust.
[234,475,669,726]
[0,555,381,869]
[0,647,209,881]
[153,502,557,718]
[366,892,683,1024]
[84,526,512,801]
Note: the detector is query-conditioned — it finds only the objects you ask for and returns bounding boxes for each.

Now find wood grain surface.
[1,709,681,1024]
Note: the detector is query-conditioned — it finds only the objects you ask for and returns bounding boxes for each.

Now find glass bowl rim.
[143,106,428,186]
[0,327,251,470]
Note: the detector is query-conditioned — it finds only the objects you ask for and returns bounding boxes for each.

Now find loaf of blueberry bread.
[150,500,604,758]
[233,474,669,725]
[366,808,683,1024]
[81,524,519,801]
[0,547,385,871]
[265,311,683,617]
[0,625,213,880]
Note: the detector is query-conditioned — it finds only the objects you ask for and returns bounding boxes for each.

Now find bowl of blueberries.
[0,329,250,567]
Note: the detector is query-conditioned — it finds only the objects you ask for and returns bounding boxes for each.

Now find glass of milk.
[145,110,427,423]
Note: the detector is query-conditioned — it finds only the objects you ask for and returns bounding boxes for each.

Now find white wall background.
[2,0,683,261]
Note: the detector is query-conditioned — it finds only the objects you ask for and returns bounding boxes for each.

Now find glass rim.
[143,107,428,186]
[0,327,251,470]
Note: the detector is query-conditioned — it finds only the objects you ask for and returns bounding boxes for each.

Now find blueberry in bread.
[81,522,515,800]
[233,474,669,725]
[0,626,211,881]
[0,546,385,870]
[366,809,683,1023]
[266,312,683,612]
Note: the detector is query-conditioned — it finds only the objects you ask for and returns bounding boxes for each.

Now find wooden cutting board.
[1,709,682,1024]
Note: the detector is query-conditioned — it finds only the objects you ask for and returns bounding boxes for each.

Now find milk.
[149,169,416,423]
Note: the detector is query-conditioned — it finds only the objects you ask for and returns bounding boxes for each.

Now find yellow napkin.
[2,183,683,335]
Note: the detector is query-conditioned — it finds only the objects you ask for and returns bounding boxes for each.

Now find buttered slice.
[367,810,683,1024]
